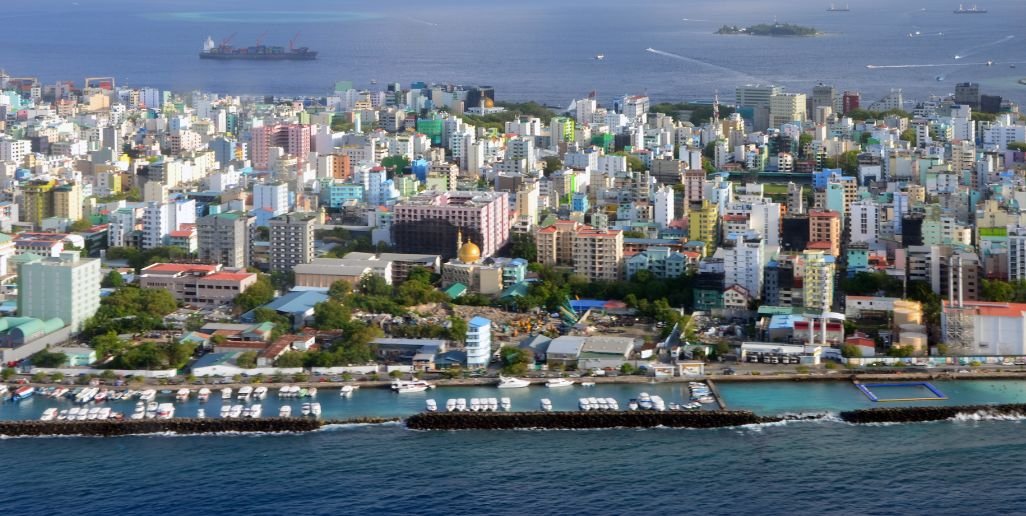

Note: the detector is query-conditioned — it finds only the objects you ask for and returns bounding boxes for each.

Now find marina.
[7,378,1026,424]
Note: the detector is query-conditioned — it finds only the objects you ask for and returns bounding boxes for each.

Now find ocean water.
[6,381,1026,514]
[1,0,1023,105]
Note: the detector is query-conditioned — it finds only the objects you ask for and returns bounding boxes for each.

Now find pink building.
[251,123,311,170]
[139,263,257,307]
[391,190,511,260]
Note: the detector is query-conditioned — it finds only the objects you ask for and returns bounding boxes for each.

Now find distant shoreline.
[715,23,820,37]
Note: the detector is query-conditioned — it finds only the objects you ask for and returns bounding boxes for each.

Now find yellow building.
[53,183,82,222]
[20,180,56,228]
[688,200,719,256]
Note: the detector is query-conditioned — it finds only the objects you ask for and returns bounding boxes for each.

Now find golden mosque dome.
[458,241,481,263]
[483,98,495,108]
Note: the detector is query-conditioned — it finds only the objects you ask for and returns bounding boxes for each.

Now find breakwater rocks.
[0,417,397,437]
[840,404,1026,424]
[405,410,779,430]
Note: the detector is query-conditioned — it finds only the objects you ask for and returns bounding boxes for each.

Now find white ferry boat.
[391,379,434,393]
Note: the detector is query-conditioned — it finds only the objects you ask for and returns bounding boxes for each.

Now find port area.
[0,417,397,437]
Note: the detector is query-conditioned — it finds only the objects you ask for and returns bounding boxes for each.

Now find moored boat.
[301,403,312,416]
[540,398,553,411]
[253,386,268,400]
[546,378,575,388]
[279,405,292,417]
[497,376,531,389]
[445,399,457,412]
[198,388,211,402]
[176,388,190,401]
[425,399,438,412]
[237,386,253,400]
[40,408,58,421]
[11,386,35,401]
[221,387,232,400]
[340,385,354,397]
[500,397,512,411]
[311,402,322,417]
[391,379,434,393]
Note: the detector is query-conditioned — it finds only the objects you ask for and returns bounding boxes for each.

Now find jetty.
[840,404,1026,424]
[0,417,398,437]
[405,410,776,430]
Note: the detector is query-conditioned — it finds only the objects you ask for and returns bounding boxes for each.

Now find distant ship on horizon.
[199,35,317,61]
[953,4,987,13]
[827,3,850,11]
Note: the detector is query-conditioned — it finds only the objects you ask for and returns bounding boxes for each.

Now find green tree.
[313,301,351,330]
[358,274,391,297]
[1008,142,1026,152]
[448,316,468,343]
[101,270,125,288]
[69,218,93,232]
[252,307,290,327]
[328,280,352,302]
[982,279,1015,302]
[900,128,917,148]
[389,369,404,379]
[92,332,128,360]
[380,155,411,175]
[1,368,15,380]
[30,349,68,368]
[509,233,537,262]
[236,351,258,369]
[620,363,636,375]
[31,372,47,383]
[100,369,117,381]
[50,372,65,382]
[235,274,275,312]
[274,351,306,368]
[840,344,863,358]
[542,156,562,175]
[500,346,532,375]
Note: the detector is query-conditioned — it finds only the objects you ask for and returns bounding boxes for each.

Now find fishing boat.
[237,386,253,400]
[500,397,512,411]
[311,402,322,417]
[391,379,434,393]
[546,378,574,388]
[11,386,34,401]
[253,386,267,400]
[425,399,438,412]
[540,398,553,411]
[279,405,292,417]
[40,408,58,421]
[176,388,190,401]
[497,376,531,389]
[198,388,211,402]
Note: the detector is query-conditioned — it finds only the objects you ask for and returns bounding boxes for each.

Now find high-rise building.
[549,117,576,151]
[849,201,880,245]
[717,232,764,300]
[803,250,835,312]
[250,123,311,170]
[20,180,55,228]
[769,93,807,129]
[654,185,674,229]
[736,84,782,131]
[571,225,624,281]
[197,211,254,269]
[954,82,981,111]
[811,83,835,115]
[688,200,719,254]
[787,182,805,215]
[808,209,841,257]
[841,91,861,114]
[1008,225,1026,281]
[253,182,290,218]
[18,251,100,334]
[52,182,82,222]
[269,212,316,273]
[392,190,510,260]
[466,316,492,369]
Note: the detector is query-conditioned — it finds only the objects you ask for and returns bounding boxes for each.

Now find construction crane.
[289,32,301,50]
[254,32,268,46]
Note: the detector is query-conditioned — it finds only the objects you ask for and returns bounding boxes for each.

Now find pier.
[840,404,1026,424]
[705,379,727,409]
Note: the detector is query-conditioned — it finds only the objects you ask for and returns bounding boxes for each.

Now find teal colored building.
[320,182,364,208]
[416,119,444,145]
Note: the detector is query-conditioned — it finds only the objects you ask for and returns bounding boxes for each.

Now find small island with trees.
[716,23,819,37]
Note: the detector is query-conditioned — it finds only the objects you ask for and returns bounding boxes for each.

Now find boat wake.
[950,410,1026,422]
[318,420,403,432]
[644,47,756,80]
[953,34,1015,60]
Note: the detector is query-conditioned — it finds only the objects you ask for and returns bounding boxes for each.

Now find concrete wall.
[30,367,178,378]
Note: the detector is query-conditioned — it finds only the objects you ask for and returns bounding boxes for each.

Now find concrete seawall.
[0,417,396,437]
[405,410,777,430]
[840,404,1026,424]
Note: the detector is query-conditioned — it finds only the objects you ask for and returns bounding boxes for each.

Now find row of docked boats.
[129,401,175,420]
[275,385,317,398]
[578,397,621,411]
[434,397,512,412]
[41,406,125,421]
[689,382,716,405]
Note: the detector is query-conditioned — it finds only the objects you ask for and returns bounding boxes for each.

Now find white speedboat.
[445,399,457,412]
[546,378,574,388]
[696,396,715,404]
[391,379,434,393]
[606,398,619,410]
[651,395,666,412]
[253,387,267,400]
[340,385,354,397]
[497,376,531,389]
[455,398,467,411]
[578,398,591,411]
[540,398,553,412]
[86,407,101,420]
[220,405,231,418]
[470,398,481,412]
[278,385,291,397]
[139,389,156,402]
[628,399,639,410]
[589,397,602,410]
[130,411,144,420]
[279,405,292,417]
[301,403,312,416]
[638,393,653,410]
[249,404,262,418]
[198,388,211,402]
[157,403,174,419]
[57,409,69,420]
[425,399,438,412]
[229,405,243,418]
[500,397,512,411]
[40,408,58,421]
[221,388,232,400]
[241,407,252,418]
[197,408,206,419]
[146,401,158,412]
[487,398,499,412]
[98,407,111,420]
[581,382,596,387]
[176,388,190,401]
[311,403,322,417]
[307,387,318,398]
[288,385,301,397]
[237,386,253,400]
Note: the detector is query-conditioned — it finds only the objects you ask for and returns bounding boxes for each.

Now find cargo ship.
[953,4,987,13]
[200,35,317,60]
